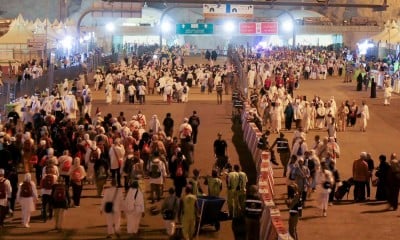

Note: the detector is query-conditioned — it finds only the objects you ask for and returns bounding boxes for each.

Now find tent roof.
[0,24,33,44]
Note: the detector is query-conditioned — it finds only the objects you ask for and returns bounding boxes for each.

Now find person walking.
[16,173,38,228]
[270,132,291,177]
[235,165,248,214]
[352,152,370,202]
[383,80,393,106]
[286,183,302,240]
[69,157,86,207]
[375,154,390,201]
[94,152,109,197]
[387,153,400,210]
[125,181,145,236]
[0,169,11,229]
[204,169,223,197]
[40,163,57,222]
[358,100,370,132]
[161,187,180,237]
[244,185,263,240]
[188,111,200,144]
[179,186,198,240]
[170,152,189,197]
[163,113,174,137]
[148,151,167,203]
[226,164,240,218]
[101,180,124,239]
[109,138,125,187]
[216,81,223,104]
[316,161,334,216]
[51,178,68,231]
[105,82,113,105]
[115,81,125,104]
[214,132,228,173]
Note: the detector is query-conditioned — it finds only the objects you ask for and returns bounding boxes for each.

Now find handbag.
[30,155,38,165]
[104,188,118,213]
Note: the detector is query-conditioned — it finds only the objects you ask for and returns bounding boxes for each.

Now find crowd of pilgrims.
[0,45,242,234]
[237,47,370,134]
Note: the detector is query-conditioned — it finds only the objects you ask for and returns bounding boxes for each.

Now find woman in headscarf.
[17,173,38,228]
[148,114,161,134]
[315,161,334,217]
[22,132,36,173]
[69,157,86,207]
[375,154,390,201]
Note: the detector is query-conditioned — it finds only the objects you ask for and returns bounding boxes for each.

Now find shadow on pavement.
[361,209,391,214]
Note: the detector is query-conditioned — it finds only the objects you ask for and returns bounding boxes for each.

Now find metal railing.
[0,53,119,116]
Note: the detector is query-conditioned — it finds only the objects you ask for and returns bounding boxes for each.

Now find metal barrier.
[240,102,293,240]
[0,53,119,115]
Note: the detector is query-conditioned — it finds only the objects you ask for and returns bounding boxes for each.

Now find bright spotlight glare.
[153,54,158,60]
[223,21,235,33]
[161,22,172,33]
[61,36,73,49]
[282,20,293,32]
[106,23,115,32]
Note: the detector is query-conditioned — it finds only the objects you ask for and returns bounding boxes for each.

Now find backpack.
[41,175,54,190]
[89,149,100,163]
[20,182,33,198]
[150,162,161,178]
[142,143,151,154]
[52,184,66,202]
[296,142,303,156]
[182,126,191,137]
[123,157,134,175]
[85,95,91,103]
[71,168,82,183]
[46,165,56,175]
[176,162,184,177]
[190,117,199,127]
[23,139,32,153]
[0,178,6,199]
[97,164,108,180]
[61,160,72,172]
[183,86,188,94]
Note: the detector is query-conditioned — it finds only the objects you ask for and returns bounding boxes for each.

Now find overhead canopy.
[370,20,400,43]
[0,16,33,44]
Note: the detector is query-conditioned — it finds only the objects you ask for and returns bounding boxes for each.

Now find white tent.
[0,15,33,44]
[370,20,391,42]
[370,20,400,43]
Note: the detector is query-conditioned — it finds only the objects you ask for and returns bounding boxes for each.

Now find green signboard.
[176,23,214,34]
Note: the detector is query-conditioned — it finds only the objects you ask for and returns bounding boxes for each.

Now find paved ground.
[2,56,400,240]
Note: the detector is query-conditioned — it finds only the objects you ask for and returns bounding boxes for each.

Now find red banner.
[261,22,278,34]
[239,22,257,34]
[239,21,278,34]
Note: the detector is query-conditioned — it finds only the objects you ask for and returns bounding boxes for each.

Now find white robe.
[125,188,145,234]
[64,95,78,120]
[17,181,38,226]
[105,84,113,104]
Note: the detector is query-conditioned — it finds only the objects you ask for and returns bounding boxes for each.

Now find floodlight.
[161,21,172,33]
[223,21,235,33]
[282,19,293,32]
[106,23,115,32]
[61,36,73,49]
